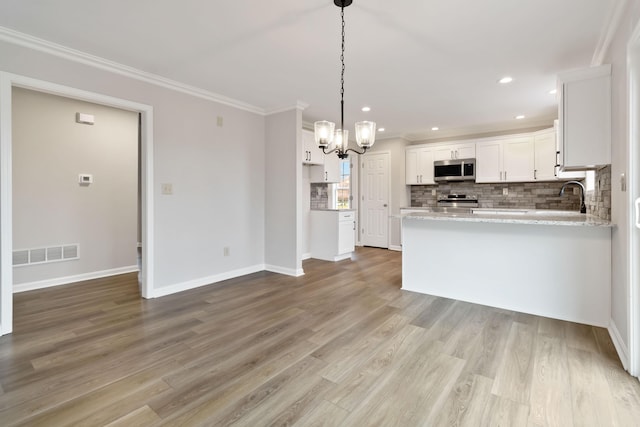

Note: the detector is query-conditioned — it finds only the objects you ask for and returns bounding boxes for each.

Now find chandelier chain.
[340,5,345,132]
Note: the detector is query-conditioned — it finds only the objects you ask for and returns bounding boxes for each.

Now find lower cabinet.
[310,210,355,261]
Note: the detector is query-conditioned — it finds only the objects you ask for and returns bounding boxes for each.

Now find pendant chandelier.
[314,0,376,159]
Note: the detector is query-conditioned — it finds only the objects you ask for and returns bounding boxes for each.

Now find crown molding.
[265,101,309,116]
[0,26,265,115]
[592,0,628,66]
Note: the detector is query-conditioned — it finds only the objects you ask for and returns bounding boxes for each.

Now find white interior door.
[629,37,640,378]
[361,152,389,248]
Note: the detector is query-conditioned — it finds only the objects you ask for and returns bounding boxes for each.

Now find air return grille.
[12,244,80,267]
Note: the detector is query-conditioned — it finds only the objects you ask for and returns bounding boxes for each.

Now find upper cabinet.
[557,64,611,170]
[476,136,534,183]
[302,129,324,165]
[533,130,557,181]
[310,152,340,183]
[406,147,435,185]
[433,142,475,161]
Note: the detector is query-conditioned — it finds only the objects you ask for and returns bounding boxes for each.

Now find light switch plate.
[621,173,627,192]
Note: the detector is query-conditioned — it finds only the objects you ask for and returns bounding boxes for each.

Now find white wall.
[366,137,410,249]
[0,38,266,293]
[265,107,303,275]
[12,88,138,285]
[605,1,640,359]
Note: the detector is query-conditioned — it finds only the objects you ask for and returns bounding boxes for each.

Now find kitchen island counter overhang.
[400,211,612,327]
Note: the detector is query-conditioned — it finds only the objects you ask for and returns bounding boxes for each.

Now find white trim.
[150,264,267,298]
[302,252,312,260]
[389,245,402,252]
[265,264,305,277]
[610,319,630,371]
[628,19,640,378]
[266,101,309,116]
[0,72,13,335]
[0,72,155,335]
[592,0,629,66]
[13,266,138,293]
[0,26,265,115]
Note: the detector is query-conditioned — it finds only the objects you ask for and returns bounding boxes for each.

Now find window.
[336,159,351,209]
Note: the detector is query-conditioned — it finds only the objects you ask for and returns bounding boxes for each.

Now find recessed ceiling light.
[515,115,525,120]
[549,89,557,95]
[361,106,371,112]
[431,127,439,131]
[498,76,513,84]
[378,127,385,132]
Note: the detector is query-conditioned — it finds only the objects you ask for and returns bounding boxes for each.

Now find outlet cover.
[503,188,508,196]
[161,183,173,195]
[431,189,436,196]
[223,247,230,256]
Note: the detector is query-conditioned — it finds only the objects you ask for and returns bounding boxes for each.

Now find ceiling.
[0,0,619,141]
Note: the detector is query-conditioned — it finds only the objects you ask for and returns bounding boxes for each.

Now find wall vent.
[12,244,80,267]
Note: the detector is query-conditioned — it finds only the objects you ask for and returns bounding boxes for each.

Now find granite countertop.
[311,208,356,212]
[399,208,613,227]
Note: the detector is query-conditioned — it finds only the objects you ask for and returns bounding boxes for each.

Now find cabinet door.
[417,149,435,184]
[338,219,355,254]
[533,132,557,181]
[405,149,419,184]
[454,143,476,160]
[302,130,324,165]
[434,146,455,161]
[562,73,611,168]
[503,137,534,182]
[324,152,341,183]
[475,140,503,183]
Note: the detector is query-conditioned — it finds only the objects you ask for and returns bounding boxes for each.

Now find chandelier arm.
[344,147,368,156]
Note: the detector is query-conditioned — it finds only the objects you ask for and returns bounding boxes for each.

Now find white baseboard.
[389,245,402,252]
[13,265,138,293]
[302,252,312,260]
[151,264,266,298]
[609,319,630,371]
[265,264,305,277]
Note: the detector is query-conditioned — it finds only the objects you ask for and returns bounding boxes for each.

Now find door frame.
[359,150,391,249]
[628,23,640,378]
[0,72,155,336]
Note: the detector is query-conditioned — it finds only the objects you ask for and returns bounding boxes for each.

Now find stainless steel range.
[436,194,479,210]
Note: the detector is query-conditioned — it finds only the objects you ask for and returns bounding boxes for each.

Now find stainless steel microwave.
[434,158,476,182]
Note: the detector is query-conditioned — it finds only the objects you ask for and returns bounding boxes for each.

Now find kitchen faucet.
[559,180,586,213]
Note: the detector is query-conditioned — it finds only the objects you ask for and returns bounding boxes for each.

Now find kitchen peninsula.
[401,209,612,327]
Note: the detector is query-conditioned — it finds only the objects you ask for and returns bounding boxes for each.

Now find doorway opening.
[0,73,155,336]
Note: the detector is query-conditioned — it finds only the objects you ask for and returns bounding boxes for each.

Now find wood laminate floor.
[1,247,639,426]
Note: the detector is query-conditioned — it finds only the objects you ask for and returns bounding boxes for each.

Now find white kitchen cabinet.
[557,64,611,169]
[475,139,503,183]
[533,130,557,181]
[433,142,475,161]
[503,136,534,182]
[302,129,323,165]
[310,210,355,261]
[310,151,340,183]
[405,147,435,185]
[476,136,534,182]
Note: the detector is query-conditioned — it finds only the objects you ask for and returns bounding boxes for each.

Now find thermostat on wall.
[76,112,95,125]
[78,174,93,185]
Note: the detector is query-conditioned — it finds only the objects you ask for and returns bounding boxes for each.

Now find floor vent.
[12,244,80,267]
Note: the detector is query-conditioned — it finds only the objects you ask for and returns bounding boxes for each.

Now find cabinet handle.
[417,175,419,183]
[353,221,356,231]
[325,171,328,181]
[534,169,537,180]
[504,171,507,181]
[500,171,502,181]
[451,150,454,159]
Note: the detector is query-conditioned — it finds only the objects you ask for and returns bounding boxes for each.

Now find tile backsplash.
[310,183,329,209]
[585,165,611,220]
[411,173,611,221]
